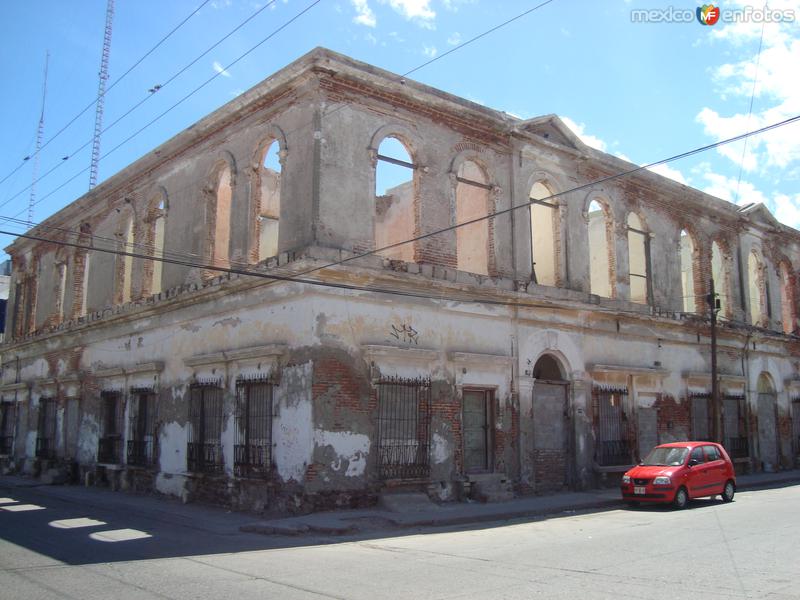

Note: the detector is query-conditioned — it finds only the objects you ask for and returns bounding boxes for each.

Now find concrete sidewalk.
[240,469,800,536]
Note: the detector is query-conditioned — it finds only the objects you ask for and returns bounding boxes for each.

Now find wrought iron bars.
[592,387,633,466]
[127,389,157,467]
[376,376,432,480]
[187,384,223,474]
[234,379,274,477]
[36,397,57,459]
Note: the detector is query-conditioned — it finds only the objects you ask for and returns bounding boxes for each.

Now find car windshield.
[642,447,688,466]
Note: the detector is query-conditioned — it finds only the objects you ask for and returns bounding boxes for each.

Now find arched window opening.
[151,198,166,295]
[56,259,67,322]
[79,251,91,317]
[374,137,415,262]
[627,213,650,304]
[588,199,612,298]
[121,216,134,304]
[214,166,232,268]
[530,182,558,286]
[680,230,696,313]
[748,251,763,325]
[780,262,796,334]
[711,241,729,319]
[532,354,565,381]
[455,160,490,276]
[258,141,281,261]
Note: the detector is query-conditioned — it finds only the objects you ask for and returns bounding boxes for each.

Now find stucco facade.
[1,48,799,512]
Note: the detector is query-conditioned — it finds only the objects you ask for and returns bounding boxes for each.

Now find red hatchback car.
[620,442,736,509]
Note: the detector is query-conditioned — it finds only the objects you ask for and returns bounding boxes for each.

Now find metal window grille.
[689,393,713,441]
[791,399,800,459]
[98,391,124,463]
[723,393,749,459]
[592,386,633,466]
[234,379,274,477]
[36,397,57,459]
[187,384,224,474]
[0,402,15,455]
[127,389,157,467]
[376,376,431,480]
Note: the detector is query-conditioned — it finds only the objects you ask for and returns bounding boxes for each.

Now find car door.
[686,446,707,498]
[702,444,726,495]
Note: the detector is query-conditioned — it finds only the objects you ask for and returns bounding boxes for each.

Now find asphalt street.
[1,481,798,599]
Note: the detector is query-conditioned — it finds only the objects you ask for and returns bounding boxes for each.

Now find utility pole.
[707,277,721,442]
[89,0,115,189]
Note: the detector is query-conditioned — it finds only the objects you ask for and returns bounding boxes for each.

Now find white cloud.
[442,0,478,11]
[774,193,800,229]
[213,61,231,78]
[351,0,376,26]
[423,45,437,58]
[380,0,436,27]
[365,32,378,44]
[559,116,608,151]
[447,32,461,46]
[702,172,769,206]
[210,0,232,8]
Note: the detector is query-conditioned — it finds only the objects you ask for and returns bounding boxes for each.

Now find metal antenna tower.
[29,50,50,224]
[89,0,115,189]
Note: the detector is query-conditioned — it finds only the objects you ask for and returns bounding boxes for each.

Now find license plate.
[634,486,646,495]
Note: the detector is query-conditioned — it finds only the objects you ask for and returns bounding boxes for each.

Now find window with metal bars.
[127,389,157,467]
[0,402,15,455]
[36,397,57,460]
[234,379,274,477]
[376,376,431,480]
[187,384,224,474]
[791,399,800,459]
[722,393,749,459]
[98,391,124,464]
[592,386,633,466]
[689,393,713,441]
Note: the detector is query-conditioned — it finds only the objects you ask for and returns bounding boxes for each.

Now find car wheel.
[673,487,688,510]
[721,480,735,503]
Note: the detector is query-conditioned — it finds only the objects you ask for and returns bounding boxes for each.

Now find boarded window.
[234,379,274,477]
[376,376,431,479]
[187,385,224,473]
[374,137,415,262]
[592,387,633,466]
[213,167,232,268]
[455,161,490,275]
[127,389,157,467]
[258,141,282,261]
[748,251,763,325]
[689,393,712,441]
[627,213,649,304]
[680,230,696,313]
[98,391,124,464]
[711,241,728,318]
[530,182,558,286]
[36,397,57,460]
[588,200,612,298]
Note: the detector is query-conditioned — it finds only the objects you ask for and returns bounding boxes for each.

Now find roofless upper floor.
[4,47,799,343]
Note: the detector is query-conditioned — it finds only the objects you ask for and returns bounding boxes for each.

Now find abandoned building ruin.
[1,48,799,512]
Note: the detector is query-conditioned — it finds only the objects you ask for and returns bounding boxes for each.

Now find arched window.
[711,241,729,319]
[680,229,696,313]
[748,251,764,325]
[530,182,558,286]
[779,262,796,334]
[627,213,649,304]
[258,141,281,261]
[587,199,612,298]
[374,137,415,262]
[213,166,232,268]
[455,160,490,276]
[151,199,166,295]
[120,215,134,304]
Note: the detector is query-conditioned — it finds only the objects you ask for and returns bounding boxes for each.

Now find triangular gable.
[516,114,586,152]
[738,202,782,229]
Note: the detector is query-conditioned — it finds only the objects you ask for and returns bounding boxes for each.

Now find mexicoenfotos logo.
[631,4,796,24]
[696,4,720,25]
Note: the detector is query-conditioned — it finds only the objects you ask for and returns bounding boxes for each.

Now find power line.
[0,0,313,215]
[0,0,213,189]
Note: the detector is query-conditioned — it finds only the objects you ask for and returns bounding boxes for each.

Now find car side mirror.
[688,459,700,467]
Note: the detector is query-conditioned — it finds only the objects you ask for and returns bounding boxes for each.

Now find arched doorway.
[532,354,571,491]
[757,373,779,472]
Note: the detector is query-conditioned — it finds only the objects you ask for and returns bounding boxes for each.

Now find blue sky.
[1,0,798,261]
